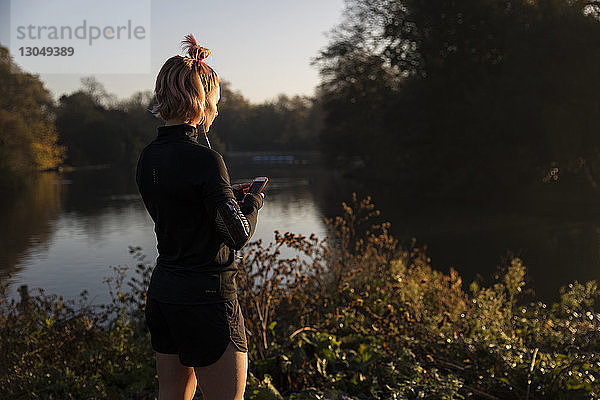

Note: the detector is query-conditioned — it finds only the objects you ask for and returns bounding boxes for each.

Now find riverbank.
[1,197,598,399]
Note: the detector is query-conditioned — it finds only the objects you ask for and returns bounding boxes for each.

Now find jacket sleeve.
[202,151,263,250]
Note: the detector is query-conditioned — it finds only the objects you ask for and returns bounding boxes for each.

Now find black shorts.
[144,296,247,367]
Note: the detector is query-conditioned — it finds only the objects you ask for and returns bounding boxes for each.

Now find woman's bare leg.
[156,352,198,400]
[194,342,248,400]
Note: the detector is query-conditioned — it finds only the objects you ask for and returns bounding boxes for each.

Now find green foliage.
[1,198,599,398]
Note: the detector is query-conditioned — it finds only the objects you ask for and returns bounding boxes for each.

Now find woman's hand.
[233,183,265,208]
[232,183,251,202]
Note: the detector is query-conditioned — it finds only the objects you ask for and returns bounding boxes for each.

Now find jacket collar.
[156,123,198,142]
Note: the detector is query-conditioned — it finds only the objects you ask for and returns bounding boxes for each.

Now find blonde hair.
[152,34,219,124]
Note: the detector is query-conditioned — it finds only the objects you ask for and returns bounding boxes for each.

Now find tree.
[209,81,251,151]
[0,45,64,176]
[317,0,600,197]
[55,79,160,166]
[210,81,322,152]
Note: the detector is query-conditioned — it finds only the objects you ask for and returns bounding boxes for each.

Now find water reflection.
[0,173,63,278]
[228,155,328,240]
[1,157,599,303]
[1,161,329,303]
[60,167,139,216]
[317,182,600,301]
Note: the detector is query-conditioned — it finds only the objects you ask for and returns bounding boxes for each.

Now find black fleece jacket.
[136,123,262,304]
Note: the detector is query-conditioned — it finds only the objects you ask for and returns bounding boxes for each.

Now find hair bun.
[181,34,210,62]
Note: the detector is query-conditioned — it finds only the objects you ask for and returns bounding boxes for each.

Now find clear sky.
[0,0,345,103]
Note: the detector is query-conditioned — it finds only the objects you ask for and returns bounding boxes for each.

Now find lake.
[1,152,599,304]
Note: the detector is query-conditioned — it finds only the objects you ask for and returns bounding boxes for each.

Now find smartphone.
[247,177,269,194]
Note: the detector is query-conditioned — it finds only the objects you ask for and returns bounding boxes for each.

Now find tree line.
[211,82,322,152]
[315,0,600,199]
[0,45,321,182]
[5,0,600,201]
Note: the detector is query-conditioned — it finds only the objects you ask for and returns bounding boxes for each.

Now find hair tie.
[181,34,211,69]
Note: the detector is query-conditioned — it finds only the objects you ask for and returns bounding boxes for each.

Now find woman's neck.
[164,119,192,126]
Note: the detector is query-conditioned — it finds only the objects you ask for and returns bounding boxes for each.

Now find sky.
[0,0,346,103]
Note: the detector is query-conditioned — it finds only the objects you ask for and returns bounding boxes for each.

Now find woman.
[136,34,263,400]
